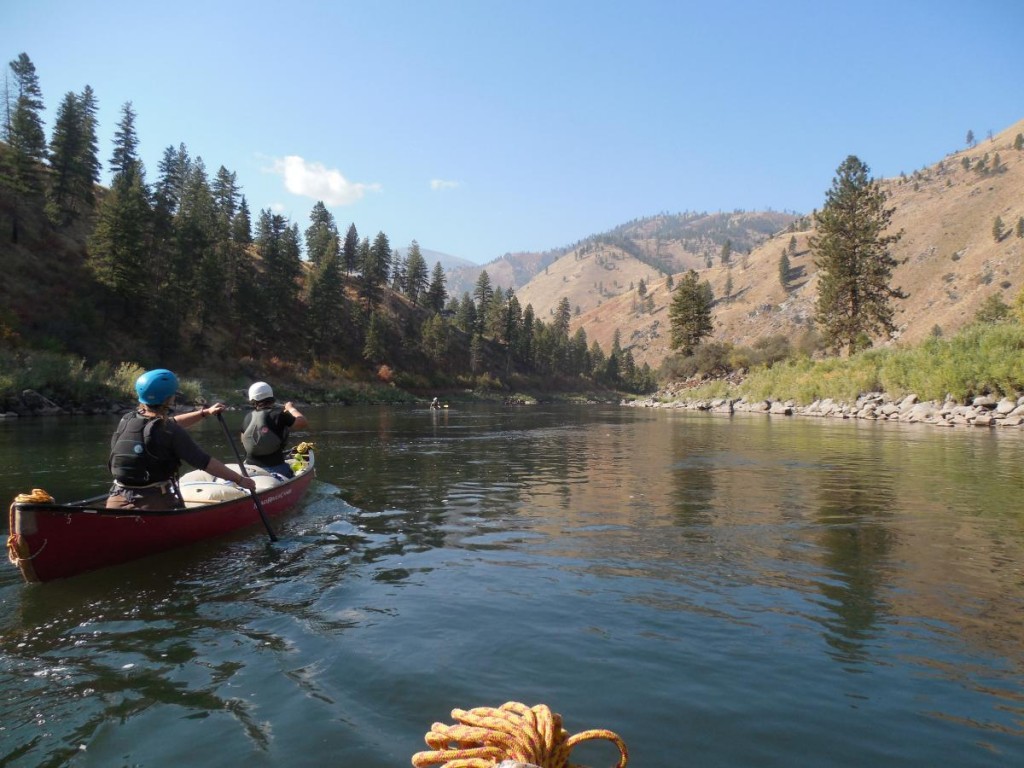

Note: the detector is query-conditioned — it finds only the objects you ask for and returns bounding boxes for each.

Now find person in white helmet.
[240,381,308,477]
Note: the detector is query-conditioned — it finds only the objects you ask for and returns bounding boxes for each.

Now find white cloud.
[430,179,461,191]
[271,155,381,206]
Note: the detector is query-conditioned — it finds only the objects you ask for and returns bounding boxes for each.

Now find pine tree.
[78,85,100,197]
[304,201,337,267]
[342,223,359,274]
[473,270,493,311]
[110,102,142,178]
[779,250,791,289]
[363,311,386,362]
[255,209,302,340]
[404,240,429,304]
[3,53,48,240]
[425,261,448,313]
[992,216,1005,242]
[212,166,240,226]
[668,270,713,355]
[87,166,153,319]
[306,238,346,358]
[46,91,87,224]
[719,239,732,266]
[455,291,477,334]
[232,196,253,244]
[1016,217,1024,239]
[811,155,905,355]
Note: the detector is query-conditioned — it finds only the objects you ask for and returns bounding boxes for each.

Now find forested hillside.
[0,53,654,399]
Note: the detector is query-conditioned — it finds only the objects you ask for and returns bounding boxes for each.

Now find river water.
[1,404,1022,767]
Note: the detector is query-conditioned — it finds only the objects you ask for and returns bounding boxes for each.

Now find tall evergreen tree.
[3,53,48,240]
[553,296,572,338]
[110,102,143,179]
[46,91,87,224]
[342,223,359,274]
[669,269,713,354]
[425,261,448,313]
[304,201,337,266]
[78,85,101,195]
[363,311,386,362]
[46,86,100,224]
[87,165,153,320]
[306,235,346,358]
[176,158,221,336]
[473,270,493,313]
[778,250,791,289]
[232,196,253,244]
[404,240,429,304]
[254,209,302,343]
[455,291,477,334]
[811,155,905,354]
[212,165,240,225]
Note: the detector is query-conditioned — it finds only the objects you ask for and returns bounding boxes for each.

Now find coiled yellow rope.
[411,701,628,768]
[7,488,54,565]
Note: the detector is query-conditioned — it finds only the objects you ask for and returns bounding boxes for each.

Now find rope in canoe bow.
[7,488,54,565]
[411,701,628,768]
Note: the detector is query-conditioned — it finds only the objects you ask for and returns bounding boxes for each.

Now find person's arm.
[205,457,256,492]
[283,401,308,430]
[174,402,226,429]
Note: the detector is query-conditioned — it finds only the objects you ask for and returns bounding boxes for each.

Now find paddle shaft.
[216,411,278,542]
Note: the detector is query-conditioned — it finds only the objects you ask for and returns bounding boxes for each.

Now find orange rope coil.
[8,488,54,565]
[411,701,628,768]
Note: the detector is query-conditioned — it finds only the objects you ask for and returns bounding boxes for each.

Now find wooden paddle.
[217,411,278,542]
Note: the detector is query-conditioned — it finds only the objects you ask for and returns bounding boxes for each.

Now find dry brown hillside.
[543,119,1024,370]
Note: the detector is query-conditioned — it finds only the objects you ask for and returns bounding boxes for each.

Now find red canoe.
[7,451,315,583]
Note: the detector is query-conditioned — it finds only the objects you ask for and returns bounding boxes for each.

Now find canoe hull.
[9,455,315,583]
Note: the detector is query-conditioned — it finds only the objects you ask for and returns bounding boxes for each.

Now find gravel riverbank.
[625,389,1024,429]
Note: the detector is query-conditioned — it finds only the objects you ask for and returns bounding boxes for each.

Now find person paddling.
[240,381,308,478]
[107,369,256,511]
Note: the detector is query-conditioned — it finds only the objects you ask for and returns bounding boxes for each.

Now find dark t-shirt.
[241,406,296,468]
[109,411,212,485]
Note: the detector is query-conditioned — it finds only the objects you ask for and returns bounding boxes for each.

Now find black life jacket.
[109,412,179,485]
[241,408,285,457]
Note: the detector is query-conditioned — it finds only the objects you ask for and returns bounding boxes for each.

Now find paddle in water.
[217,411,278,542]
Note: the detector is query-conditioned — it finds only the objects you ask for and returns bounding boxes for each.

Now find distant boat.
[7,452,316,583]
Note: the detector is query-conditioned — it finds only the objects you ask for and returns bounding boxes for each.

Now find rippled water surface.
[1,404,1023,766]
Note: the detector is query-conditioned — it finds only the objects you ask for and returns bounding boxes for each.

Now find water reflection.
[1,406,1023,766]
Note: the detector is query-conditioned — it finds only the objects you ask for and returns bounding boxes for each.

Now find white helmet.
[248,381,274,402]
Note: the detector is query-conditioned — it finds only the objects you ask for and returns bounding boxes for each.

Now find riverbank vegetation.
[654,319,1024,406]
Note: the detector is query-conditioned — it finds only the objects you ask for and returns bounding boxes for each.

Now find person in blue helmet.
[107,368,256,511]
[240,381,308,478]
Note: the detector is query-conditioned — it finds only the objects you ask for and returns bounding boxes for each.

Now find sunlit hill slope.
[509,119,1024,370]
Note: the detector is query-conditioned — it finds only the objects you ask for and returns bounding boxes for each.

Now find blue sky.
[5,0,1023,265]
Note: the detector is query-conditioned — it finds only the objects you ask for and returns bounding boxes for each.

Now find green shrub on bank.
[737,323,1024,404]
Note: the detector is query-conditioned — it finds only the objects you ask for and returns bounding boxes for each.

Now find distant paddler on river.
[430,397,448,410]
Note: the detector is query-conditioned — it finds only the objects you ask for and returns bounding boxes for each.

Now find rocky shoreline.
[624,388,1024,429]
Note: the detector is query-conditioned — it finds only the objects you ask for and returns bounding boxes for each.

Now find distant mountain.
[394,246,476,274]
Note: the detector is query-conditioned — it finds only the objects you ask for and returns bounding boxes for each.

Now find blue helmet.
[136,368,179,405]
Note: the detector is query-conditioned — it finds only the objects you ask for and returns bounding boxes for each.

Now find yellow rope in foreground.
[411,701,628,768]
[7,489,54,565]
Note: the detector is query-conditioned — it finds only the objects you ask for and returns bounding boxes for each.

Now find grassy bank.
[662,322,1024,405]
